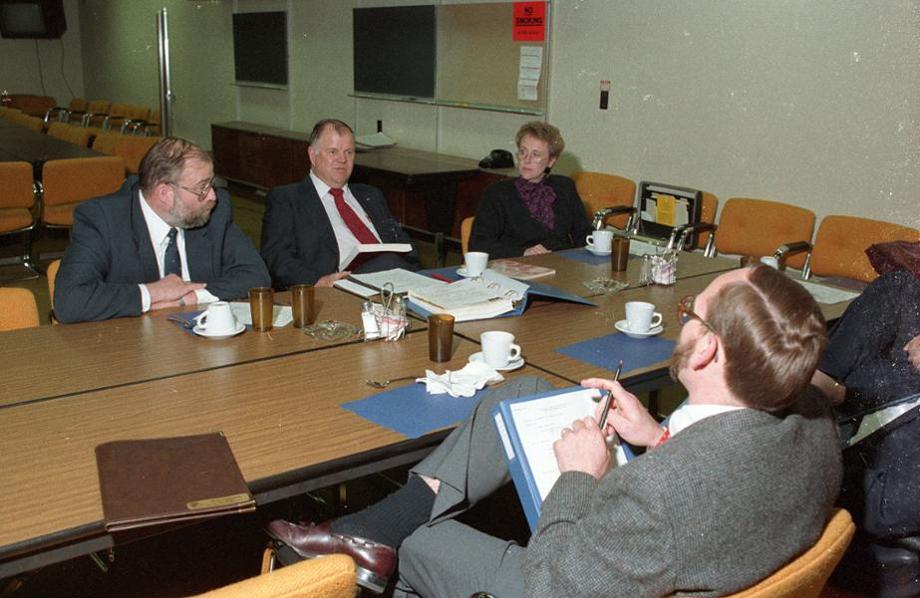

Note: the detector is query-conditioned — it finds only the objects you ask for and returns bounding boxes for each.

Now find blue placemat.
[167,310,204,336]
[555,332,676,374]
[342,382,486,438]
[556,247,614,265]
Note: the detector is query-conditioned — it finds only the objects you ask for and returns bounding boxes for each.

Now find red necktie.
[330,188,378,245]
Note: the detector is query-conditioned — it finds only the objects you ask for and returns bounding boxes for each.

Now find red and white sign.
[513,2,546,42]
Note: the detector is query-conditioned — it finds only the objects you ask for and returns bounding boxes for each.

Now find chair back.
[41,157,125,227]
[716,198,816,269]
[461,216,475,254]
[47,122,92,147]
[572,171,636,229]
[68,97,87,112]
[0,288,40,331]
[0,161,36,211]
[725,508,855,598]
[21,115,45,133]
[810,215,920,282]
[86,99,110,114]
[192,553,357,598]
[91,132,122,156]
[695,191,719,248]
[115,135,160,174]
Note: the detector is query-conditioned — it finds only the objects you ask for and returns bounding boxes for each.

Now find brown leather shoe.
[266,519,396,594]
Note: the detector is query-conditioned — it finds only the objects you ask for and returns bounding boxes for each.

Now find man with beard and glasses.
[54,137,270,323]
[266,266,842,597]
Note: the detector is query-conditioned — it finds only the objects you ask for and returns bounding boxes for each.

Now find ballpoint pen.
[597,359,624,432]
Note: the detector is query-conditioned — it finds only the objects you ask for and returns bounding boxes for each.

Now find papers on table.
[409,278,517,321]
[796,279,860,305]
[628,239,666,257]
[354,132,396,149]
[350,269,442,295]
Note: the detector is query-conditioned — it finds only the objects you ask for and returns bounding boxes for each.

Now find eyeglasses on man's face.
[677,294,716,332]
[172,179,216,200]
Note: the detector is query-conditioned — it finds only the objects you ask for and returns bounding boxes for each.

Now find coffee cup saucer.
[469,351,525,372]
[457,267,485,278]
[193,321,245,339]
[586,245,612,256]
[615,319,663,339]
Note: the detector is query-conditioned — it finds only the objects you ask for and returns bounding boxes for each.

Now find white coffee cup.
[480,330,522,368]
[586,229,614,252]
[195,301,238,334]
[625,301,662,333]
[760,256,780,269]
[464,251,489,277]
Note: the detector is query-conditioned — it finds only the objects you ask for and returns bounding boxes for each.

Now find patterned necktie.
[164,227,182,278]
[330,188,378,245]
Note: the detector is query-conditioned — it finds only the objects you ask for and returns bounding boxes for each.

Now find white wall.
[0,0,84,106]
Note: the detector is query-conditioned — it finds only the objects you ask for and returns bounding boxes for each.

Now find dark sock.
[331,475,436,548]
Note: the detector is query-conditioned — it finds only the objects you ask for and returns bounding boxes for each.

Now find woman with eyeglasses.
[468,121,592,259]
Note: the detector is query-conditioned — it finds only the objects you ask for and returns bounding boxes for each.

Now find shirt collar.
[310,171,349,199]
[668,403,746,437]
[138,188,178,247]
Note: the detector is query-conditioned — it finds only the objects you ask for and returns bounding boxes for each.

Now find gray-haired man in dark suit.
[260,119,418,289]
[55,137,270,324]
[268,266,842,597]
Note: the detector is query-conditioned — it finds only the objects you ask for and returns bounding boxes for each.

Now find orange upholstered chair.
[461,216,475,254]
[115,135,160,174]
[0,288,40,331]
[40,157,125,228]
[47,122,92,147]
[192,553,357,598]
[572,171,637,230]
[724,509,855,598]
[806,215,920,283]
[712,198,816,270]
[0,161,40,279]
[91,132,122,156]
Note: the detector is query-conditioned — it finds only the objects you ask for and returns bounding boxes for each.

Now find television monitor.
[353,5,436,99]
[232,11,288,88]
[0,0,67,39]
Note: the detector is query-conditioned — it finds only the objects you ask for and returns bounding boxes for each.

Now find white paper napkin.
[229,302,294,327]
[420,361,505,398]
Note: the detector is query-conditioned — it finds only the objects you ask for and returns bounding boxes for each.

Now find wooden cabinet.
[211,122,309,189]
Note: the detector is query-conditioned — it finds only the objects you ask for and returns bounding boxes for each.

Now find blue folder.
[555,332,675,374]
[492,385,637,531]
[342,382,484,439]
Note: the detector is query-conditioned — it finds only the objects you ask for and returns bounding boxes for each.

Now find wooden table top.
[0,289,377,407]
[0,332,569,559]
[0,125,101,165]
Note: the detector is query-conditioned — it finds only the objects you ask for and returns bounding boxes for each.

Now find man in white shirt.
[260,119,418,289]
[54,137,270,323]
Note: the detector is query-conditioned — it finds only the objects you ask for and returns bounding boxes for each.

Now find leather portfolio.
[96,432,255,532]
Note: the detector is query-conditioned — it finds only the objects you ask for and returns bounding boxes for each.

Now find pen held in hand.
[597,359,624,432]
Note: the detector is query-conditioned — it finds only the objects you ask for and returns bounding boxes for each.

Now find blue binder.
[491,386,637,531]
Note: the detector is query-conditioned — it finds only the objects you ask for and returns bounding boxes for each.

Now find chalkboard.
[352,2,549,115]
[232,12,288,88]
[353,5,436,99]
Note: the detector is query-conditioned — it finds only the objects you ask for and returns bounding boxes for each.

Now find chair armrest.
[773,241,812,268]
[592,206,636,230]
[44,107,69,123]
[669,222,717,252]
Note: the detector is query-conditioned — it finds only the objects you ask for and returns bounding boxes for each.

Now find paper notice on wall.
[518,46,543,101]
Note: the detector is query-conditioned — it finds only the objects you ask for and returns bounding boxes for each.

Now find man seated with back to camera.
[260,118,419,289]
[54,137,270,324]
[266,265,841,597]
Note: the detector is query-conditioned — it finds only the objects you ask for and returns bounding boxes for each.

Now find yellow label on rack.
[656,194,676,226]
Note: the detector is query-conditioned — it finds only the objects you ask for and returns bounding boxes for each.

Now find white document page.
[509,388,601,500]
[351,268,444,295]
[796,280,860,305]
[333,278,378,299]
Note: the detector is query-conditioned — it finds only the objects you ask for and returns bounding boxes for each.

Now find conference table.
[0,256,854,580]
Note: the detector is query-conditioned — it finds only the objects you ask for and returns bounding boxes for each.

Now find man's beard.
[669,336,694,382]
[168,199,213,229]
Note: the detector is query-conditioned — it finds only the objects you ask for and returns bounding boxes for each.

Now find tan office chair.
[0,161,40,280]
[115,135,160,174]
[106,103,151,134]
[192,553,357,598]
[19,115,45,133]
[47,122,92,147]
[805,215,920,283]
[725,508,855,598]
[709,198,816,270]
[40,157,125,229]
[461,216,475,254]
[78,98,110,128]
[572,171,637,229]
[91,132,122,156]
[0,288,40,331]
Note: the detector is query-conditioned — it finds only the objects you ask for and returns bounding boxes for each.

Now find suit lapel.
[303,180,341,262]
[185,225,211,282]
[351,186,388,242]
[131,189,161,283]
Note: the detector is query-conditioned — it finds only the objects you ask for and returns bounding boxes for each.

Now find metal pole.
[156,8,173,137]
